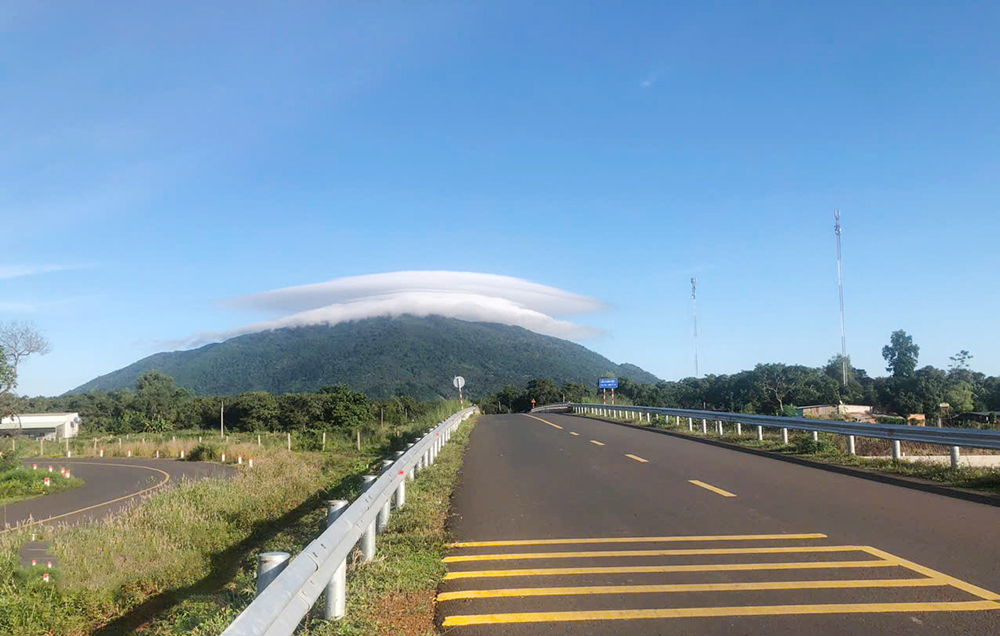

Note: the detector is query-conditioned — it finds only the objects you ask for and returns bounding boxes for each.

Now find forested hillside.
[71,316,658,399]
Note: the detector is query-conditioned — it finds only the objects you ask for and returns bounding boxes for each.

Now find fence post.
[256,552,291,596]
[950,446,961,469]
[324,500,349,620]
[848,435,856,455]
[360,476,378,560]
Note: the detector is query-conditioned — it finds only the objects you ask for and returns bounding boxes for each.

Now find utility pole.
[691,277,699,377]
[834,211,848,386]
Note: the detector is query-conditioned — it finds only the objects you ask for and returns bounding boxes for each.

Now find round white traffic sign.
[453,376,466,389]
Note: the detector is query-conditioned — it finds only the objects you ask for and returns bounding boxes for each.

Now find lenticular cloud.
[168,271,607,350]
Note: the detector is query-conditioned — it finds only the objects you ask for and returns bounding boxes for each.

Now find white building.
[0,413,81,440]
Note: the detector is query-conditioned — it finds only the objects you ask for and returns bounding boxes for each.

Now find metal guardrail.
[533,402,1000,467]
[220,406,479,636]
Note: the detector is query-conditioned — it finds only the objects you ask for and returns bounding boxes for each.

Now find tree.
[949,350,973,371]
[754,364,796,414]
[134,371,181,423]
[0,321,52,434]
[882,330,919,378]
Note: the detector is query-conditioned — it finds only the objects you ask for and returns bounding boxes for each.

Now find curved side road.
[3,458,235,532]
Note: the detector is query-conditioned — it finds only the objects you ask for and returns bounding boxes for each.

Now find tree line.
[478,331,1000,425]
[16,370,442,434]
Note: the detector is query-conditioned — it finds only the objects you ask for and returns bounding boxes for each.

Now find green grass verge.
[130,414,477,636]
[0,403,464,636]
[0,468,83,506]
[582,413,1000,494]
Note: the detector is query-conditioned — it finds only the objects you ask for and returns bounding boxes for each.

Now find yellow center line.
[0,462,171,533]
[525,414,562,429]
[689,479,737,497]
[625,454,648,463]
[590,440,605,446]
[437,577,947,601]
[859,546,1000,601]
[447,533,827,548]
[443,545,865,563]
[442,559,895,580]
[569,432,580,436]
[441,601,1000,626]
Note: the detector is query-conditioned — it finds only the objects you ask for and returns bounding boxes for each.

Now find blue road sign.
[598,378,618,389]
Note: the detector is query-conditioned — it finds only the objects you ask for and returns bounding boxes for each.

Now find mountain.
[71,316,659,399]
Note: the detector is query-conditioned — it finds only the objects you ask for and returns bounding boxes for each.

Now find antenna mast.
[691,277,699,377]
[834,211,847,386]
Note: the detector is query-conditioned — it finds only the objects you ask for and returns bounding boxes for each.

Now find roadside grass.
[131,413,477,636]
[0,403,463,636]
[579,412,1000,495]
[0,468,83,506]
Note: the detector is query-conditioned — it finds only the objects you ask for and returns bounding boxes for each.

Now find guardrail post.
[848,435,856,455]
[812,431,819,442]
[716,421,723,436]
[256,552,290,596]
[378,498,391,532]
[702,419,707,434]
[688,417,693,431]
[891,440,901,461]
[324,500,349,620]
[360,475,378,560]
[736,422,742,436]
[950,446,960,469]
[757,425,763,441]
[396,475,406,509]
[782,428,789,445]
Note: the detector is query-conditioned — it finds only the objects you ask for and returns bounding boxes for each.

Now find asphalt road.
[438,413,1000,635]
[4,457,233,531]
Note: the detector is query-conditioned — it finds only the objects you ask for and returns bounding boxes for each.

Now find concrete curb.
[565,412,1000,509]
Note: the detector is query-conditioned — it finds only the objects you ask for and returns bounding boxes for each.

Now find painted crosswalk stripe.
[443,544,865,563]
[437,577,947,601]
[443,559,895,580]
[447,533,827,548]
[441,601,1000,626]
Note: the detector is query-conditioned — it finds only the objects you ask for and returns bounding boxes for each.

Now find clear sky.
[3,1,999,396]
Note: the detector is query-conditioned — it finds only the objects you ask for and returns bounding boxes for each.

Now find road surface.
[439,413,1000,635]
[4,457,232,531]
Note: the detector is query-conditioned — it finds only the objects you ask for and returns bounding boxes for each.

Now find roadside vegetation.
[0,401,464,636]
[0,450,83,506]
[130,412,477,636]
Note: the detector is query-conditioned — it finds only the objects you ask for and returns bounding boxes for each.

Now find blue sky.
[3,1,999,396]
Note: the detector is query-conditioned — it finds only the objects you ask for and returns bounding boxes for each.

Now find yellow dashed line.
[441,601,1000,626]
[443,545,865,563]
[626,454,648,463]
[590,440,605,446]
[689,479,737,497]
[569,432,580,436]
[447,533,827,548]
[525,414,562,429]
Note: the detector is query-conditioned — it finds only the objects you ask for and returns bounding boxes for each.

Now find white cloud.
[0,263,92,280]
[167,271,609,350]
[641,72,658,88]
[0,301,36,312]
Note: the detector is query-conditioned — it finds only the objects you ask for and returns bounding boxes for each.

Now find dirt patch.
[371,590,437,636]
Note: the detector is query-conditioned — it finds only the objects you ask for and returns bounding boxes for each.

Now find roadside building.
[798,404,873,422]
[0,413,81,440]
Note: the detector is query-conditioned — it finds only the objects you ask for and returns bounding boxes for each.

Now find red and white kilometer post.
[603,388,606,404]
[611,388,615,405]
